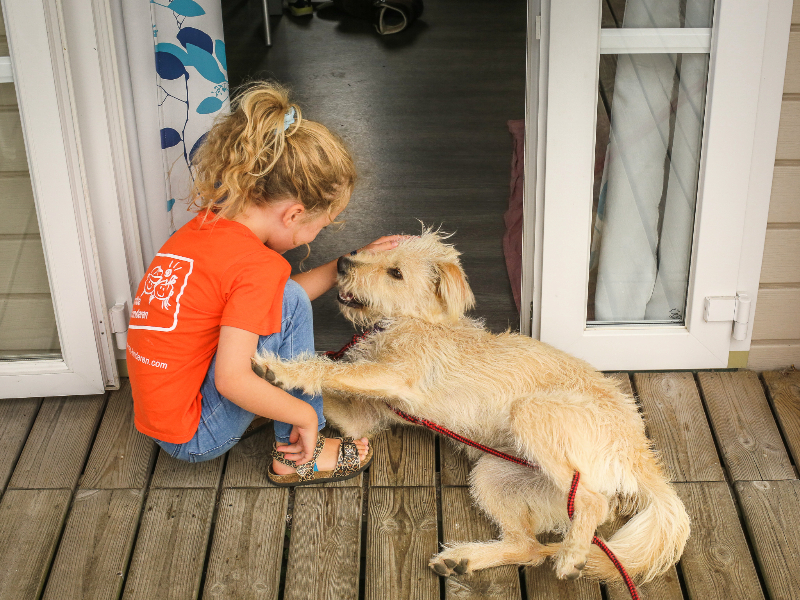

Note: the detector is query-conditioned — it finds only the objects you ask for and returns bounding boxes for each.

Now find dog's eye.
[388,267,403,280]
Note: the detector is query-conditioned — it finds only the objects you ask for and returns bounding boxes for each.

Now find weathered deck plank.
[222,426,274,488]
[42,489,144,600]
[0,489,72,600]
[122,488,215,600]
[284,487,363,600]
[605,566,684,600]
[634,372,724,482]
[762,369,800,466]
[698,371,794,481]
[606,372,634,397]
[80,381,157,489]
[150,448,225,488]
[365,486,439,600]
[0,397,40,494]
[675,482,765,600]
[525,565,601,600]
[441,487,522,600]
[734,480,800,600]
[8,394,106,489]
[370,426,436,487]
[203,487,289,600]
[441,438,471,487]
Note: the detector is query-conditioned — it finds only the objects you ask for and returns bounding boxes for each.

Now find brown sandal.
[267,433,374,487]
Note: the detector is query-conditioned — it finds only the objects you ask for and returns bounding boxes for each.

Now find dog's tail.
[587,468,689,583]
[542,465,690,584]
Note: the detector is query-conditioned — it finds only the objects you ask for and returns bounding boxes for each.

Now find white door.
[0,0,110,396]
[526,0,793,370]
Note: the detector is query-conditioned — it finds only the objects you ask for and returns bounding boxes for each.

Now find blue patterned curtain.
[150,0,229,234]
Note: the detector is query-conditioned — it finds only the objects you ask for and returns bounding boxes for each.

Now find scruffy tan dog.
[253,230,690,583]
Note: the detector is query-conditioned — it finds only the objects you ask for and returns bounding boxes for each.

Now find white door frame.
[521,0,793,370]
[0,0,141,396]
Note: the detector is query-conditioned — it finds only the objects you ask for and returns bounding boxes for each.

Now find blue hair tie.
[280,106,296,134]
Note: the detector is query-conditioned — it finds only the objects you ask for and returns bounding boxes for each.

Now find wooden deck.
[1,370,800,600]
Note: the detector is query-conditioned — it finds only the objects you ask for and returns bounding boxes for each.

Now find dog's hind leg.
[510,394,612,581]
[430,456,555,576]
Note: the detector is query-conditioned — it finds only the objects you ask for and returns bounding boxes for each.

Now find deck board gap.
[436,460,445,600]
[358,477,369,600]
[116,491,150,600]
[37,489,79,600]
[674,561,691,600]
[0,397,43,499]
[625,371,644,416]
[727,481,772,600]
[195,476,227,600]
[76,393,112,486]
[759,372,800,476]
[692,372,735,485]
[111,433,163,598]
[599,581,611,600]
[193,453,229,597]
[518,567,529,600]
[276,487,295,600]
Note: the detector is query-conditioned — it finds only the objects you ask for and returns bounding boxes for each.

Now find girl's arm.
[291,235,406,301]
[214,325,319,463]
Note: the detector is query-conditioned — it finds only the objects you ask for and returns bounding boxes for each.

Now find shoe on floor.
[288,0,314,17]
[333,0,423,34]
[267,433,373,487]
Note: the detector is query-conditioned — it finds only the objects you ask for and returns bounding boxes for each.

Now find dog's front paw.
[251,354,287,389]
[429,554,470,578]
[553,545,589,581]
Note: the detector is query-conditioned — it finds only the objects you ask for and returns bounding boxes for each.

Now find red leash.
[327,330,640,600]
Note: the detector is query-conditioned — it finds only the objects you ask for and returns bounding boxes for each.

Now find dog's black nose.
[337,255,352,275]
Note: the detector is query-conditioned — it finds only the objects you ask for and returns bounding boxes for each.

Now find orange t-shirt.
[127,213,291,443]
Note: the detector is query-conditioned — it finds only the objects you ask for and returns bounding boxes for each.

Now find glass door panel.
[587,0,712,326]
[0,10,61,361]
[588,51,710,325]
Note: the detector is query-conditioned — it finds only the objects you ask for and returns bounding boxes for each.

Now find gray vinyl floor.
[221,0,526,350]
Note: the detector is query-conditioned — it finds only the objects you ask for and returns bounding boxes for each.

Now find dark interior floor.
[221,0,526,350]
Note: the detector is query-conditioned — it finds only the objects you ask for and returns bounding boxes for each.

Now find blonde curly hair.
[189,81,356,221]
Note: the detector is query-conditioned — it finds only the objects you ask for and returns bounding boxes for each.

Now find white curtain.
[591,0,712,322]
[118,0,230,266]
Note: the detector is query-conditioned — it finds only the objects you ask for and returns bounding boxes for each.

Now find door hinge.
[535,15,541,40]
[703,293,751,341]
[109,302,129,350]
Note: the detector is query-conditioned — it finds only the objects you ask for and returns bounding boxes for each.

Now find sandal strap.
[332,437,362,478]
[272,433,326,482]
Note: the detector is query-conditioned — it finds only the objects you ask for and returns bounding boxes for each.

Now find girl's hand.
[356,235,409,254]
[275,421,319,464]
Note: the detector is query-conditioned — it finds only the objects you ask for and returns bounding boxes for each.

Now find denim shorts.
[152,279,326,463]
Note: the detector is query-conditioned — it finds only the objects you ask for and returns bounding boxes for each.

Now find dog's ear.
[436,260,475,320]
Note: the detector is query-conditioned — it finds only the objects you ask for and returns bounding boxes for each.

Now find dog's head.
[335,228,475,327]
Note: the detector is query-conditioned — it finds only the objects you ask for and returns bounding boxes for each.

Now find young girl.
[127,82,400,485]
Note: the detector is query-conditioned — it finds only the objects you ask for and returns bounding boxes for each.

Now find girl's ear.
[281,203,306,226]
[435,260,475,320]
